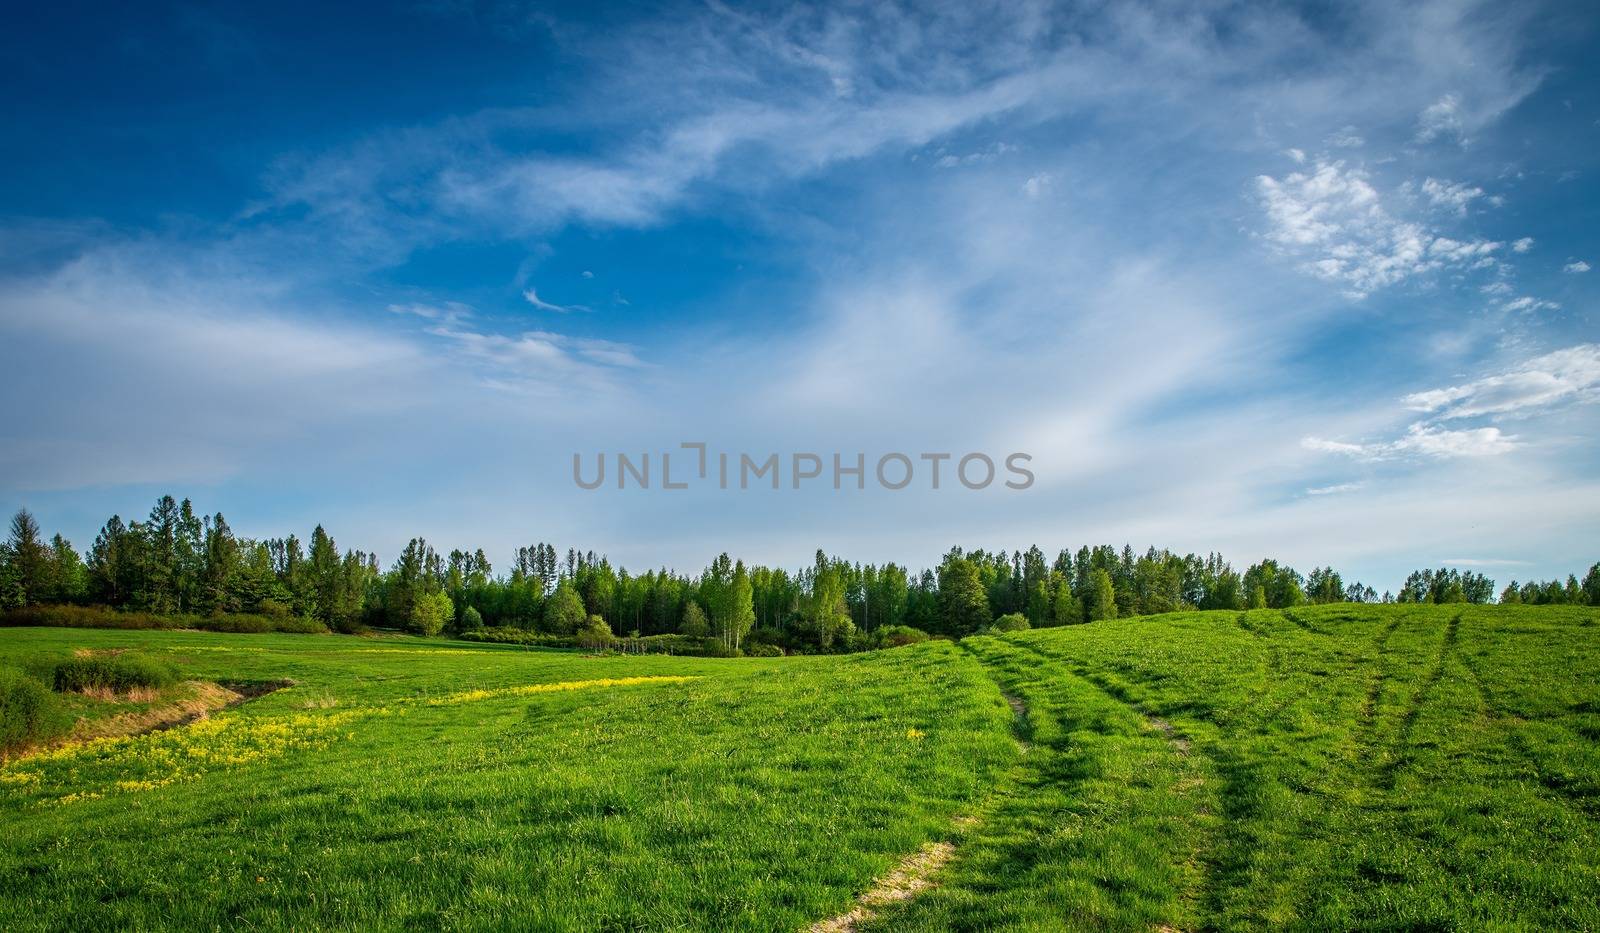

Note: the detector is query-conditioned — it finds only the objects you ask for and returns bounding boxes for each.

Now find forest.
[3,495,1598,655]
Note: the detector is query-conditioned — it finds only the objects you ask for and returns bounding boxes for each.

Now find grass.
[0,627,1014,930]
[869,604,1600,931]
[0,603,1596,930]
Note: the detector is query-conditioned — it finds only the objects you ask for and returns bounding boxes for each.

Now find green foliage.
[873,625,931,648]
[1051,579,1083,625]
[576,616,615,651]
[991,612,1030,632]
[0,666,66,753]
[744,643,784,657]
[678,600,709,638]
[460,606,484,631]
[938,555,991,635]
[543,581,587,635]
[456,627,577,648]
[1242,558,1306,609]
[0,605,328,634]
[52,653,176,693]
[1398,567,1496,604]
[1087,569,1118,621]
[409,590,453,637]
[1248,584,1268,609]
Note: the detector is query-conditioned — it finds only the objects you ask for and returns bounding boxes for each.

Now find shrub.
[457,627,578,648]
[0,605,328,634]
[53,654,177,694]
[262,616,330,635]
[702,641,744,658]
[612,634,708,656]
[746,643,784,657]
[460,606,485,631]
[256,598,292,619]
[2,605,168,630]
[0,666,66,754]
[194,614,272,634]
[992,613,1031,633]
[874,625,931,648]
[576,616,616,651]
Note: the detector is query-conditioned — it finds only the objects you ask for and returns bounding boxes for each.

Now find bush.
[576,616,615,651]
[702,641,744,658]
[0,605,328,634]
[53,654,177,694]
[460,606,484,631]
[457,627,578,648]
[2,605,168,630]
[874,625,931,648]
[256,598,292,619]
[612,634,710,656]
[991,613,1031,633]
[746,643,784,657]
[0,666,66,754]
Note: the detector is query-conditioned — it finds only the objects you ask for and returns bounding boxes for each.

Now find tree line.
[2,496,1598,654]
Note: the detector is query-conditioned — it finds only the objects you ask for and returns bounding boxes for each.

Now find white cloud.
[935,142,1015,169]
[1304,423,1517,460]
[1501,296,1559,313]
[581,270,594,278]
[1421,177,1484,215]
[1326,127,1364,148]
[522,287,592,314]
[1564,260,1590,274]
[1301,437,1367,455]
[1257,160,1500,297]
[1416,94,1463,143]
[1021,173,1053,199]
[1402,344,1600,419]
[387,301,472,323]
[1306,482,1364,495]
[1512,236,1534,253]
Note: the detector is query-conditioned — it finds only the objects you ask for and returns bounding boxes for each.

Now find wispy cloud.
[1402,344,1600,419]
[1303,423,1518,460]
[522,287,592,314]
[1306,482,1364,496]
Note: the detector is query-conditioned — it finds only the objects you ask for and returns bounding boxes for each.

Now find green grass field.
[2,603,1597,931]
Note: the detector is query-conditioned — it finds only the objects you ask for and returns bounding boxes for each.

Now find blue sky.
[2,0,1597,591]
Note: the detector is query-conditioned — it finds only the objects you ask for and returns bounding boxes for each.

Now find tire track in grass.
[1454,630,1600,821]
[1350,613,1405,765]
[807,644,1034,931]
[1378,614,1460,789]
[1002,635,1215,925]
[1006,637,1192,758]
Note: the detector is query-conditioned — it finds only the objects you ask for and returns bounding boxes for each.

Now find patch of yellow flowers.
[2,675,700,806]
[427,675,698,706]
[3,708,388,806]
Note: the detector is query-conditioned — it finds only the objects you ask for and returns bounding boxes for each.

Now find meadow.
[1,603,1597,931]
